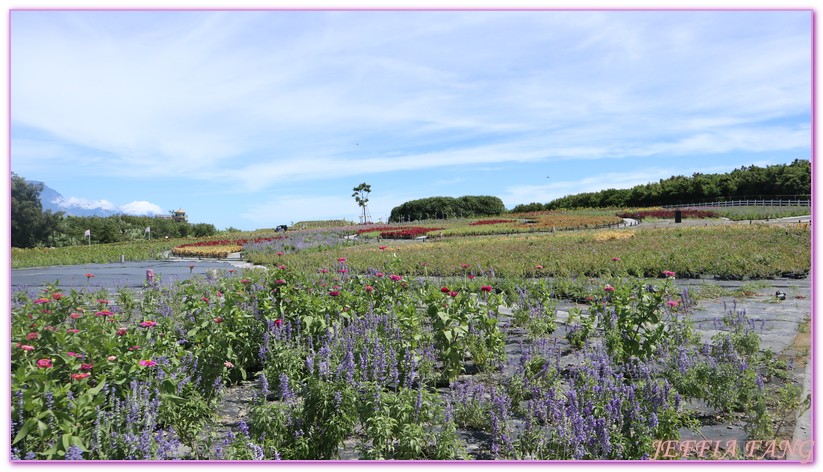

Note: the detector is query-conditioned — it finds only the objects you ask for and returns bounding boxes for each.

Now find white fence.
[663,199,811,209]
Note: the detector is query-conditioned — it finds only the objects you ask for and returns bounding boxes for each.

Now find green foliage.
[389,195,506,222]
[545,159,810,209]
[11,173,65,248]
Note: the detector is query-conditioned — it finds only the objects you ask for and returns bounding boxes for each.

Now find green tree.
[352,182,372,223]
[11,173,63,248]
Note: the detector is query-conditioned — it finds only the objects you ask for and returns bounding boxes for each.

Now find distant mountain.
[31,180,120,218]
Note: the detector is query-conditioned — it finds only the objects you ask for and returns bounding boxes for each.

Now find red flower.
[274,319,283,327]
[662,270,676,278]
[449,291,459,298]
[337,257,347,263]
[33,298,50,304]
[66,328,79,334]
[278,265,287,270]
[481,285,493,293]
[84,273,95,279]
[604,284,615,292]
[52,293,64,300]
[364,285,374,293]
[201,297,209,303]
[467,274,476,280]
[116,328,128,336]
[276,251,285,256]
[376,272,385,278]
[389,274,402,282]
[139,320,157,328]
[95,310,113,317]
[535,265,544,270]
[461,263,470,269]
[441,286,450,293]
[80,363,93,371]
[71,372,90,380]
[241,279,251,284]
[213,317,224,323]
[36,359,52,369]
[25,332,39,340]
[611,257,621,262]
[275,279,286,285]
[97,299,109,305]
[19,345,34,351]
[70,312,82,319]
[379,246,387,250]
[329,291,340,297]
[128,346,141,351]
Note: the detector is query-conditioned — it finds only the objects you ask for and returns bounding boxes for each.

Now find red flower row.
[175,236,287,249]
[379,227,444,239]
[616,209,718,220]
[469,219,515,226]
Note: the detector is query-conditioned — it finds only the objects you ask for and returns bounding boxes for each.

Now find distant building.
[156,208,188,223]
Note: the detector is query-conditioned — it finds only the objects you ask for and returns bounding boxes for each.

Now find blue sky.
[10,9,812,231]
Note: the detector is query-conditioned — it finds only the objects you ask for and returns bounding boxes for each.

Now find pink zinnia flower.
[461,263,470,269]
[337,257,347,263]
[376,272,385,278]
[481,285,493,293]
[19,345,34,351]
[224,361,234,368]
[201,297,209,303]
[139,320,157,328]
[25,332,39,340]
[213,317,223,323]
[364,285,375,293]
[33,298,50,304]
[379,246,387,250]
[275,279,286,285]
[329,291,340,297]
[662,270,676,278]
[36,359,52,369]
[84,273,95,279]
[535,265,544,270]
[66,328,79,334]
[107,356,117,362]
[468,274,476,280]
[666,300,679,308]
[71,373,90,380]
[116,328,128,336]
[95,310,113,317]
[52,293,64,300]
[276,251,285,256]
[128,346,141,351]
[449,291,459,298]
[70,312,82,319]
[80,363,93,371]
[97,299,109,305]
[278,265,287,270]
[240,279,251,284]
[441,286,450,293]
[138,359,156,367]
[604,284,615,292]
[612,257,621,262]
[389,274,402,282]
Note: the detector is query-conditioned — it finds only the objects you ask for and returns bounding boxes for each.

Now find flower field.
[10,218,812,461]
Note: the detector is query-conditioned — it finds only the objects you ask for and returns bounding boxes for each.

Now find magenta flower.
[25,332,39,340]
[138,359,157,367]
[364,285,375,293]
[481,285,493,293]
[389,274,402,281]
[139,320,157,328]
[278,265,287,270]
[80,363,93,371]
[329,291,340,297]
[213,317,224,324]
[275,279,286,285]
[663,270,676,278]
[33,298,50,304]
[379,246,387,250]
[52,292,64,300]
[337,257,347,263]
[71,373,91,380]
[441,286,450,293]
[604,284,615,292]
[19,345,34,351]
[274,319,283,327]
[116,328,128,336]
[97,299,109,305]
[36,359,53,369]
[84,273,95,279]
[535,265,544,270]
[276,251,285,256]
[376,272,385,278]
[467,274,476,280]
[666,300,679,307]
[95,310,113,317]
[66,329,79,334]
[449,291,459,298]
[461,263,470,269]
[70,312,82,319]
[612,257,621,262]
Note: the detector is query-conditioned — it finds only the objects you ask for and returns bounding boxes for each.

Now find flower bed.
[379,226,444,239]
[617,209,719,220]
[469,219,515,226]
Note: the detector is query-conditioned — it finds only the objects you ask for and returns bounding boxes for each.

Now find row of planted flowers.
[11,256,800,460]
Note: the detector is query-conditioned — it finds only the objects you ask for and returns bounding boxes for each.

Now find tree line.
[389,196,507,222]
[11,173,217,248]
[512,159,811,212]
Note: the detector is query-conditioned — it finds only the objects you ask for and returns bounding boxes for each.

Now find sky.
[9,8,813,231]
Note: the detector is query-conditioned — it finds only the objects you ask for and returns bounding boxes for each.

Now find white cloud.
[119,201,164,216]
[52,196,117,211]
